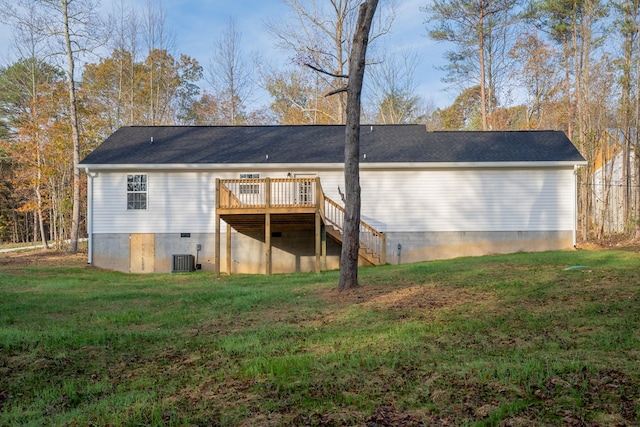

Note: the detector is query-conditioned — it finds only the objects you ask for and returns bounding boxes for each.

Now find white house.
[77,125,586,274]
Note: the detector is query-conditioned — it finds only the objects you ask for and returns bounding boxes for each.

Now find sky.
[0,0,451,110]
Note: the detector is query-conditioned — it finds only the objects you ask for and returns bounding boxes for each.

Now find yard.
[1,247,639,426]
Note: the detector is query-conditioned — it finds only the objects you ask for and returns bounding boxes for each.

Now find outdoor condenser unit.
[172,254,195,273]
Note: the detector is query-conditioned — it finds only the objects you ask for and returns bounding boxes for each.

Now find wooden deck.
[214,178,386,275]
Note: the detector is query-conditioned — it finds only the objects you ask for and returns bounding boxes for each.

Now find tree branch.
[324,86,348,97]
[303,62,348,79]
[337,185,346,203]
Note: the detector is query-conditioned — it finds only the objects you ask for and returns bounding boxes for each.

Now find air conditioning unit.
[172,254,194,273]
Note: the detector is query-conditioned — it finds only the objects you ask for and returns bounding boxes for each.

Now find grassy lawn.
[1,249,639,426]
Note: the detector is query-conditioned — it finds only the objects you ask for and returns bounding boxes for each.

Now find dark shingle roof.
[79,125,585,165]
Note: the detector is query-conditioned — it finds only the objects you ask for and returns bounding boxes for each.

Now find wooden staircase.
[320,197,386,266]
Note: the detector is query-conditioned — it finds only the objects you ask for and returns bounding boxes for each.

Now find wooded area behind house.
[0,0,639,248]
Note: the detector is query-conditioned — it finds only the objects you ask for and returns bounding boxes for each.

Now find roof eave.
[78,160,587,172]
[77,163,345,171]
[363,161,587,169]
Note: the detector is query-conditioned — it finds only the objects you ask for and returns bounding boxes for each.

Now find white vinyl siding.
[358,168,576,232]
[282,168,575,232]
[93,171,222,234]
[91,167,576,235]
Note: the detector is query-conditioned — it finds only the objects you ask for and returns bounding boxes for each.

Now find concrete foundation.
[91,230,341,274]
[90,230,574,274]
[92,234,130,273]
[383,230,575,265]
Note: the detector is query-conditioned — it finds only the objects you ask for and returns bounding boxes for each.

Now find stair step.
[322,195,385,265]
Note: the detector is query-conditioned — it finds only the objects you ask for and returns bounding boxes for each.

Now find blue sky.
[0,0,450,110]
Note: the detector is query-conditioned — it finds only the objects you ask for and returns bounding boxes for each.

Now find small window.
[298,181,313,204]
[127,174,147,210]
[239,173,260,195]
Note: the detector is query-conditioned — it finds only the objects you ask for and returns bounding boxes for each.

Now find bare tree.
[59,0,105,252]
[262,67,319,124]
[509,32,562,129]
[142,0,176,125]
[208,18,254,125]
[266,0,394,123]
[367,48,422,124]
[105,0,141,128]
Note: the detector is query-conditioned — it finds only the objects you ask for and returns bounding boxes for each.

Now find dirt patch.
[364,404,431,426]
[575,242,604,251]
[0,249,88,269]
[315,282,493,313]
[578,237,640,252]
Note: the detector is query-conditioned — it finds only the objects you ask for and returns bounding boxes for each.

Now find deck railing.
[218,178,320,209]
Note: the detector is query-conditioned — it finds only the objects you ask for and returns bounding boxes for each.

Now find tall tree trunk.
[635,63,640,237]
[338,0,378,291]
[35,143,49,249]
[60,0,82,252]
[12,211,18,243]
[597,138,615,239]
[563,42,573,141]
[576,11,591,239]
[335,6,347,124]
[478,7,488,130]
[30,59,49,249]
[617,0,638,235]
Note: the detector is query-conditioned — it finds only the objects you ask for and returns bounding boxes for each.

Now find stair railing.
[323,196,386,264]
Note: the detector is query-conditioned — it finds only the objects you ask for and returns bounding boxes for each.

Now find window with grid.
[298,180,313,204]
[239,173,260,195]
[127,174,147,210]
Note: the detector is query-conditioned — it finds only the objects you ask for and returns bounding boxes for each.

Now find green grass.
[1,249,639,425]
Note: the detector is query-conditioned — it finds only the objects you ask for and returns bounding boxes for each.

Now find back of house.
[78,125,586,274]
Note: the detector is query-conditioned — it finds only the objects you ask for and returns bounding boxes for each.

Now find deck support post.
[315,212,321,273]
[215,213,221,276]
[226,223,232,274]
[265,213,271,275]
[322,224,327,270]
[215,178,221,276]
[265,178,272,275]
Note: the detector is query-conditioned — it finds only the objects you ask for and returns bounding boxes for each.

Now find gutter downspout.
[85,168,94,264]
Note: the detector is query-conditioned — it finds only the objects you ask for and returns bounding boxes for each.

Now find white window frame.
[294,173,316,204]
[239,173,260,195]
[127,174,148,210]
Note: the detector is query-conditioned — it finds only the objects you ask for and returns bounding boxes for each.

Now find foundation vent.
[172,254,194,273]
